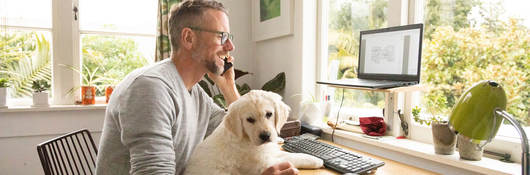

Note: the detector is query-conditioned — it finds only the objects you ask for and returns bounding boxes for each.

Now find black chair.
[37,129,98,175]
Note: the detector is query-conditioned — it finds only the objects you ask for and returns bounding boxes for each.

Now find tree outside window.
[327,0,388,111]
[421,0,529,125]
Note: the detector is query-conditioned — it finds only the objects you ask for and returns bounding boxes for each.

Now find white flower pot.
[299,102,323,126]
[0,87,7,108]
[32,92,49,107]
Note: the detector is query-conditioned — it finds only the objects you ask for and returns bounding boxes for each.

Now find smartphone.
[221,56,233,75]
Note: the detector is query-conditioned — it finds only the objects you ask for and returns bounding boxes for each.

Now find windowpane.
[81,34,154,96]
[327,88,385,123]
[327,0,388,81]
[79,0,157,34]
[421,0,529,130]
[0,30,52,99]
[0,0,52,28]
[326,0,388,116]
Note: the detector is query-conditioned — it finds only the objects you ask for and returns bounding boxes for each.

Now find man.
[95,1,299,175]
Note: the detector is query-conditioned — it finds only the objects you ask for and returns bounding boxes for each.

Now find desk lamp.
[448,80,528,175]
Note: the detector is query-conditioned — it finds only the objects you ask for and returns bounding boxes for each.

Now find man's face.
[191,10,235,75]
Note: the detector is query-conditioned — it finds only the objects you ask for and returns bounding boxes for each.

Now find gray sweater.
[95,59,226,175]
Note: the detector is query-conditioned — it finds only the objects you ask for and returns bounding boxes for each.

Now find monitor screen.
[358,24,423,80]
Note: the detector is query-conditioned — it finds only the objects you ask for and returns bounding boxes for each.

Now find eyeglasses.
[188,26,233,45]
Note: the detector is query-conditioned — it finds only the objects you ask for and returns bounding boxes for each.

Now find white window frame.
[49,0,157,105]
[52,0,80,105]
[318,0,525,163]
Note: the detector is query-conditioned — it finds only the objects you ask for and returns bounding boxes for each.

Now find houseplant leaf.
[261,72,285,93]
[238,83,251,96]
[234,69,251,80]
[204,74,215,85]
[198,80,212,97]
[213,94,226,108]
[6,33,51,97]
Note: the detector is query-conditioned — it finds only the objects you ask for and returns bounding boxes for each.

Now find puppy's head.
[224,90,290,146]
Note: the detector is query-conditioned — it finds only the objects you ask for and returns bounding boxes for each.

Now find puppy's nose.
[259,132,271,142]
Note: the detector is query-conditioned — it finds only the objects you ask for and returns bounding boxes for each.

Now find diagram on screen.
[370,45,395,64]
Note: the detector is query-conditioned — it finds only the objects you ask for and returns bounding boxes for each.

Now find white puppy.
[184,90,323,175]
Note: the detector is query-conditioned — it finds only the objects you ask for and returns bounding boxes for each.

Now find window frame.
[318,0,525,163]
[1,0,158,105]
[49,0,158,105]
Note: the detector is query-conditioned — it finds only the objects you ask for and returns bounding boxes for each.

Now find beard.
[205,59,222,75]
[191,43,222,75]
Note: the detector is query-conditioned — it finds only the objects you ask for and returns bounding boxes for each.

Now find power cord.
[331,88,345,142]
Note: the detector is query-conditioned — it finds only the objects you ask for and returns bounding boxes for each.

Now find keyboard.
[282,137,385,174]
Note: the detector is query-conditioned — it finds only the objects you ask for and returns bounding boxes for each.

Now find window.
[323,0,389,122]
[419,0,530,136]
[1,0,157,105]
[79,0,156,97]
[320,0,529,161]
[1,0,53,104]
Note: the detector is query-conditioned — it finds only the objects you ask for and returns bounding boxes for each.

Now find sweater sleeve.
[118,76,176,175]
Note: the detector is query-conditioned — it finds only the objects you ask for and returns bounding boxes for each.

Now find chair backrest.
[37,129,98,175]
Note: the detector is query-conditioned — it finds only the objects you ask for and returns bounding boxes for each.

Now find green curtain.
[155,0,181,62]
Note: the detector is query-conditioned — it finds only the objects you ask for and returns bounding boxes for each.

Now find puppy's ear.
[271,93,291,134]
[225,107,245,139]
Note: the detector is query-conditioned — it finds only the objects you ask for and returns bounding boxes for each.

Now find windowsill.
[321,127,520,175]
[0,104,107,113]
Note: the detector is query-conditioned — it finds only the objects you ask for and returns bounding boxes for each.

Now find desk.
[298,140,438,175]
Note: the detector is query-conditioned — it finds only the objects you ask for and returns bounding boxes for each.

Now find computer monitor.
[358,24,423,81]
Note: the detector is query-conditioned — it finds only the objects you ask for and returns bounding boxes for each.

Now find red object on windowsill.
[359,117,386,136]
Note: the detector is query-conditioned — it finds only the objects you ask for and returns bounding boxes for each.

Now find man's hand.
[207,56,240,105]
[208,56,235,87]
[261,162,299,175]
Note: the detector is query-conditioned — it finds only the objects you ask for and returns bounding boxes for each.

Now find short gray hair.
[168,0,227,52]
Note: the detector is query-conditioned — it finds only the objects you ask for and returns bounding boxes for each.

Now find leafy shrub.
[0,78,8,88]
[82,35,150,96]
[422,19,529,123]
[0,32,51,97]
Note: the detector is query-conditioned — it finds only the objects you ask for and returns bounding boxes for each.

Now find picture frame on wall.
[252,0,293,41]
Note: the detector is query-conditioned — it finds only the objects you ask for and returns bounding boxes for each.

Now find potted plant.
[61,64,112,105]
[413,105,456,155]
[413,92,457,155]
[32,79,51,107]
[105,86,114,103]
[295,93,328,126]
[0,78,8,108]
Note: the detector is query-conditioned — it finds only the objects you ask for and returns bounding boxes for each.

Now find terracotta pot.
[105,86,114,103]
[81,86,96,105]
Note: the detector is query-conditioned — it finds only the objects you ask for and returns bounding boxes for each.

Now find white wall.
[0,109,105,175]
[0,2,254,175]
[220,0,256,88]
[254,0,318,120]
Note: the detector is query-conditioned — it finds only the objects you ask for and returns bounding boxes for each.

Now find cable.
[331,88,345,142]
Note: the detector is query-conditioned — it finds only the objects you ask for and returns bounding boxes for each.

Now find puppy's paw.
[310,156,324,168]
[284,153,324,169]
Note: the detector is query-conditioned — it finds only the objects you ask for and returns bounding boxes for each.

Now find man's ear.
[224,107,245,139]
[180,27,194,50]
[272,95,291,134]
